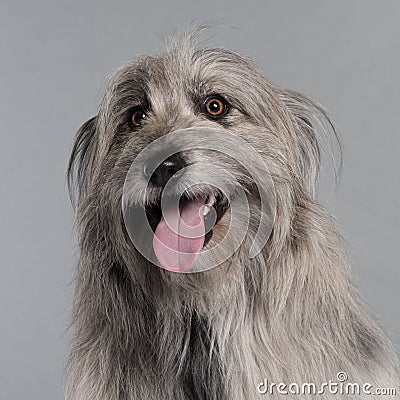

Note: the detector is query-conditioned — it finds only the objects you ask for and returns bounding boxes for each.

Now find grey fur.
[66,29,399,399]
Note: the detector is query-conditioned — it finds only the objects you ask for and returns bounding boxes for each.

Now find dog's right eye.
[129,108,147,128]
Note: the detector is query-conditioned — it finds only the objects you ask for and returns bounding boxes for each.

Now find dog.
[66,30,399,399]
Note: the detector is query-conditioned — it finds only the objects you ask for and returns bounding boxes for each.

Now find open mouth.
[145,191,230,272]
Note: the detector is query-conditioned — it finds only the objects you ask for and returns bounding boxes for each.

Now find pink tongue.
[153,199,206,272]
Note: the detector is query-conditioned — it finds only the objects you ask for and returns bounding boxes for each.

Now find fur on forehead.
[99,35,284,129]
[69,29,341,204]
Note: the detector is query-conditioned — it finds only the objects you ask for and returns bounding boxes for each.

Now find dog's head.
[68,33,338,296]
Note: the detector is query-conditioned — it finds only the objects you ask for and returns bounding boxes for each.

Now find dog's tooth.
[202,205,211,216]
[207,194,216,206]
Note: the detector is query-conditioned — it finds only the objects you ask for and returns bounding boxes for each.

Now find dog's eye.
[130,108,147,128]
[202,95,228,118]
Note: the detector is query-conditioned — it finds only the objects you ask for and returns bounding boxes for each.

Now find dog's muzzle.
[144,153,230,272]
[121,127,276,274]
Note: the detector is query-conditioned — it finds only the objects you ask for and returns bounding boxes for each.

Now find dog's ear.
[281,90,341,197]
[67,116,99,205]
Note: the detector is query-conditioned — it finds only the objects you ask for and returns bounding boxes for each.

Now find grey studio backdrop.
[1,1,399,399]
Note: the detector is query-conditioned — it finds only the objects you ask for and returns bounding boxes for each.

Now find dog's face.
[69,39,329,294]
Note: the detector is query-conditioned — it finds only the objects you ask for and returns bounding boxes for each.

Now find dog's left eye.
[202,95,229,119]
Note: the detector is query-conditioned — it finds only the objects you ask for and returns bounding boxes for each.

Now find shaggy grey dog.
[66,31,399,399]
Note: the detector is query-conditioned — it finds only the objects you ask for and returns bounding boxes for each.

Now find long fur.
[66,30,399,399]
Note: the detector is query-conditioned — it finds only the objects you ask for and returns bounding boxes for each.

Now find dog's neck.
[66,204,397,400]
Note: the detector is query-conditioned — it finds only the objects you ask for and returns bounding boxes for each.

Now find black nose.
[148,154,186,187]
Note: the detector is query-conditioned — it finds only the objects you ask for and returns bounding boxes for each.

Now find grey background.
[0,1,399,399]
